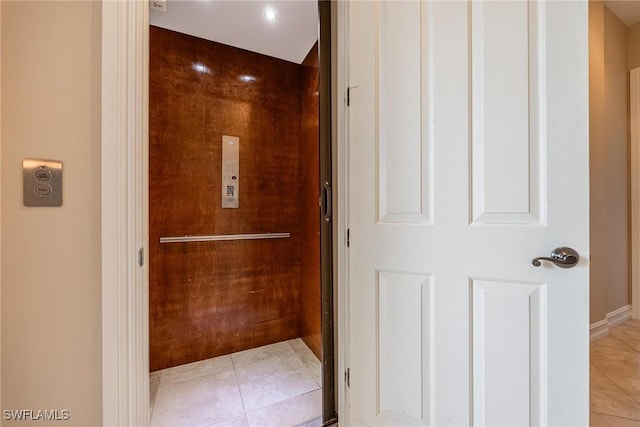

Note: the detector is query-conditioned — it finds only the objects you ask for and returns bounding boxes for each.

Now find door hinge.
[347,228,350,247]
[345,368,350,388]
[347,86,358,107]
[138,247,145,267]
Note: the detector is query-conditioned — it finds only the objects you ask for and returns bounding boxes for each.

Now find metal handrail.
[159,232,290,244]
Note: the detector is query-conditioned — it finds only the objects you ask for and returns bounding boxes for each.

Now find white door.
[347,1,589,426]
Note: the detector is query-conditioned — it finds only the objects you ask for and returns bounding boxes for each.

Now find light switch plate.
[150,0,167,12]
[23,158,63,207]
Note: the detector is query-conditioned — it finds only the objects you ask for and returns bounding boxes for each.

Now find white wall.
[1,1,102,425]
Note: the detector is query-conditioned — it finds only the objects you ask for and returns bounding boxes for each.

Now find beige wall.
[629,23,640,70]
[589,2,630,324]
[1,1,102,425]
[0,0,3,412]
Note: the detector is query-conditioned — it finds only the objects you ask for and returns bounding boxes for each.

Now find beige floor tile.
[245,390,322,427]
[623,320,640,330]
[592,366,623,392]
[207,415,250,427]
[236,353,319,412]
[609,376,640,405]
[592,336,638,356]
[151,339,324,426]
[591,348,640,367]
[610,327,640,353]
[591,412,640,427]
[592,357,640,382]
[231,341,294,369]
[591,384,640,420]
[150,370,162,414]
[591,334,640,381]
[160,355,233,385]
[590,321,640,422]
[289,339,322,387]
[151,369,244,427]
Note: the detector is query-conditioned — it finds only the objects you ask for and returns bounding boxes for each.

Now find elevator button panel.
[23,158,63,207]
[222,135,239,208]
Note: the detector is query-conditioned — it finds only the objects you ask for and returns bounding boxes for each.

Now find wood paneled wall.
[299,44,322,360]
[149,27,320,371]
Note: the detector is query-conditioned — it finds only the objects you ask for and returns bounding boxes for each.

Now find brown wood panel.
[299,43,322,360]
[149,27,318,371]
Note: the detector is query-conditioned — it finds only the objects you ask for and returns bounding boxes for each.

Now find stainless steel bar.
[160,232,290,244]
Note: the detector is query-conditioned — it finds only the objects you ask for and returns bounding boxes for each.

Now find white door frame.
[631,67,640,320]
[100,1,350,425]
[101,1,150,425]
[332,1,350,421]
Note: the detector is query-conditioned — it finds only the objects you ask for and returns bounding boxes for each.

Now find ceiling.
[149,0,319,64]
[150,1,639,64]
[604,1,640,26]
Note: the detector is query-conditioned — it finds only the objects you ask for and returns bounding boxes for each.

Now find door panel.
[471,0,545,224]
[348,1,589,425]
[376,1,433,224]
[472,278,546,425]
[377,271,433,423]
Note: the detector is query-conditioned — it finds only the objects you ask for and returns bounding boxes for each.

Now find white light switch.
[222,135,239,208]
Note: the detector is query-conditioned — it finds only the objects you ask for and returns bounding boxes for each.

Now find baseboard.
[607,304,632,327]
[590,318,609,342]
[590,305,632,342]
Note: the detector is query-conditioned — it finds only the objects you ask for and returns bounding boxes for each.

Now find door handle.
[323,181,332,223]
[532,247,579,268]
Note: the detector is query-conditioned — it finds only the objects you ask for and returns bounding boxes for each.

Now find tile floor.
[591,319,640,426]
[150,323,640,427]
[150,338,322,427]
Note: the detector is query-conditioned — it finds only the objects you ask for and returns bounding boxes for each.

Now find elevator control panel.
[222,135,239,208]
[23,158,63,207]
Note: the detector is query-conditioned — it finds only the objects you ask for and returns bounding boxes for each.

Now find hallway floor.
[591,319,640,426]
[150,338,322,427]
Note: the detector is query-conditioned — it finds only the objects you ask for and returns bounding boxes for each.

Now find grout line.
[591,410,640,422]
[151,339,323,427]
[607,380,639,408]
[149,371,162,420]
[232,365,249,418]
[169,366,236,387]
[230,352,237,370]
[591,320,640,415]
[244,388,323,426]
[605,373,640,408]
[608,335,640,354]
[592,363,640,408]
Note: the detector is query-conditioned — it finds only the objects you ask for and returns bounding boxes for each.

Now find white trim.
[101,1,149,425]
[103,1,346,425]
[589,319,609,342]
[607,304,632,328]
[589,305,632,342]
[631,67,640,320]
[333,0,350,422]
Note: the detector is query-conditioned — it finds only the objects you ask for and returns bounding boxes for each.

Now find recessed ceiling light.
[263,7,278,22]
